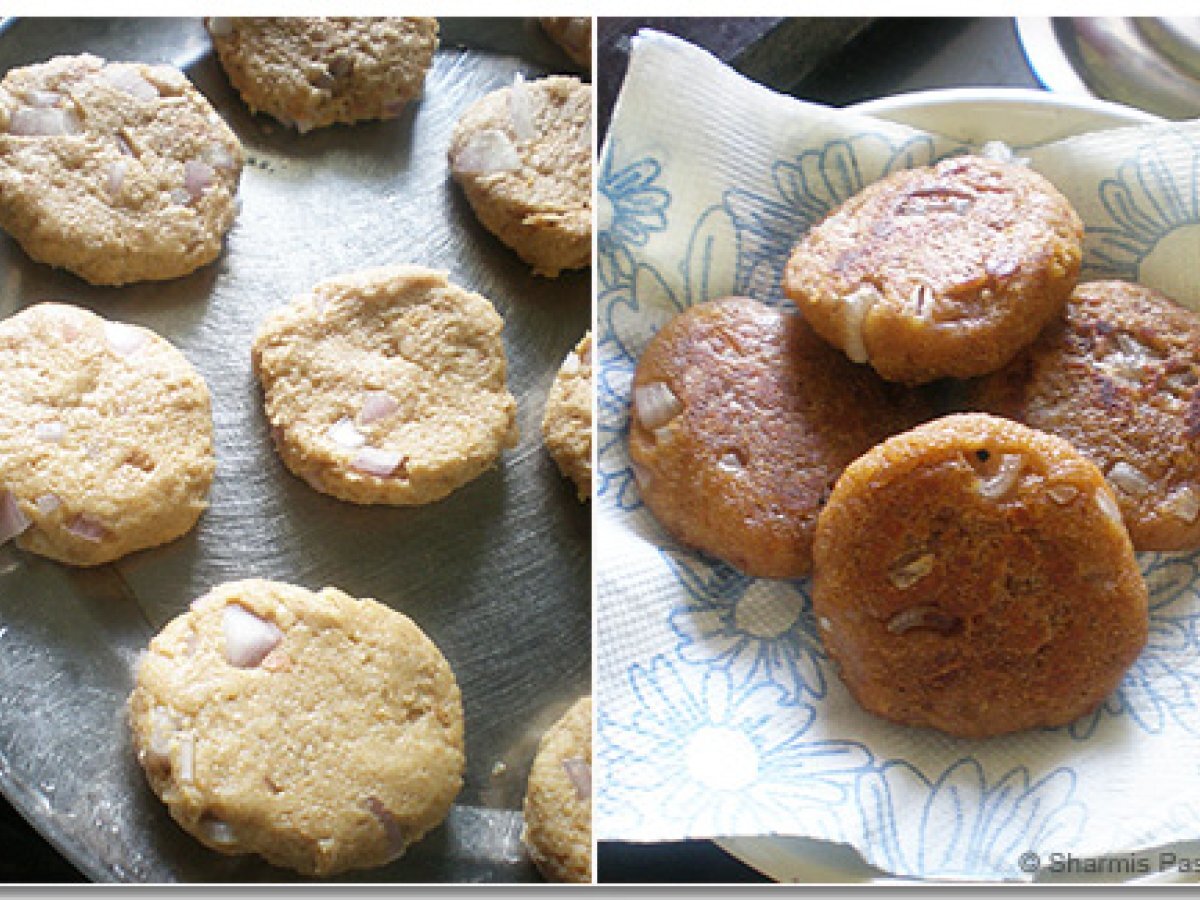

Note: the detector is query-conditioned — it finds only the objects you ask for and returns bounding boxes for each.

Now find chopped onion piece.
[561,756,591,801]
[1108,461,1151,497]
[365,797,408,857]
[222,603,283,668]
[1047,484,1079,505]
[977,453,1022,500]
[34,421,65,443]
[633,381,683,430]
[451,129,521,175]
[115,133,134,156]
[105,158,128,198]
[206,16,234,37]
[35,494,60,516]
[25,89,60,107]
[508,73,537,141]
[9,106,81,136]
[717,452,742,473]
[327,417,366,449]
[176,731,195,783]
[888,552,935,590]
[147,706,176,761]
[66,514,106,542]
[199,817,238,846]
[183,159,215,201]
[358,391,398,425]
[203,141,235,171]
[102,65,158,101]
[104,321,147,357]
[886,604,960,635]
[0,491,32,545]
[1096,489,1123,526]
[1165,487,1200,524]
[351,446,403,477]
[841,285,880,364]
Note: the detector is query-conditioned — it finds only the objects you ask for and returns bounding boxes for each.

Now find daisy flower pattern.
[598,655,871,840]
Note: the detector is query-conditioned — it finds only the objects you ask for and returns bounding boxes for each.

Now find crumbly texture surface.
[813,413,1148,739]
[522,697,591,884]
[206,17,438,132]
[784,155,1083,384]
[0,303,214,566]
[448,75,591,277]
[539,18,591,69]
[252,266,518,506]
[542,331,592,501]
[968,281,1200,551]
[129,578,465,878]
[629,297,936,578]
[0,53,244,286]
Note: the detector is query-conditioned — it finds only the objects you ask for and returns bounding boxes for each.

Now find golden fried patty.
[969,280,1200,551]
[629,297,934,578]
[784,155,1083,385]
[813,413,1148,739]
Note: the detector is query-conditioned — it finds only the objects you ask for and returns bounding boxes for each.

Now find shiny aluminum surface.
[1017,16,1200,119]
[0,17,591,883]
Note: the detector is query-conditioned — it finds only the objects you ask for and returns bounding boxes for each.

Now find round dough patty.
[251,265,519,506]
[449,75,591,278]
[969,280,1200,552]
[129,579,464,877]
[783,155,1083,384]
[813,413,1148,739]
[0,303,214,567]
[542,331,592,501]
[523,697,592,883]
[0,53,244,286]
[206,17,439,132]
[629,297,935,578]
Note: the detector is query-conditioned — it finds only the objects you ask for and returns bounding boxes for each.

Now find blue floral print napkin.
[596,29,1200,882]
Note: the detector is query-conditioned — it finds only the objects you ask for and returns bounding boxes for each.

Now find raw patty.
[542,331,592,501]
[522,696,592,883]
[629,297,935,578]
[783,155,1083,384]
[969,280,1200,551]
[0,303,214,567]
[0,53,244,285]
[206,17,439,132]
[449,75,591,277]
[251,265,519,506]
[813,413,1148,739]
[128,578,464,877]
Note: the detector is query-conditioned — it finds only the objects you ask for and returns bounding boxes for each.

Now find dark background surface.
[1,15,1043,886]
[595,15,1040,885]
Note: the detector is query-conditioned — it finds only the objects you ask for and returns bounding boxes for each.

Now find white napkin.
[596,30,1200,882]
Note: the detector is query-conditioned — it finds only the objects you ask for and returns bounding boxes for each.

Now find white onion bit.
[35,494,60,516]
[1165,486,1200,524]
[199,817,238,846]
[1047,484,1079,505]
[1108,461,1152,497]
[886,604,960,635]
[176,731,195,783]
[25,89,60,108]
[351,447,404,478]
[183,159,215,201]
[633,381,683,431]
[1096,489,1123,526]
[115,133,135,156]
[104,321,147,357]
[222,604,283,669]
[102,65,158,101]
[451,129,521,175]
[34,421,65,443]
[561,756,591,801]
[842,285,880,364]
[358,391,399,426]
[327,417,366,449]
[105,158,128,198]
[888,552,935,590]
[9,106,81,136]
[0,491,32,545]
[508,73,538,141]
[202,141,234,171]
[66,514,106,542]
[977,453,1023,500]
[146,706,176,762]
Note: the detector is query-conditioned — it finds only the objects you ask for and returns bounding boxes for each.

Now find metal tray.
[0,16,591,883]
